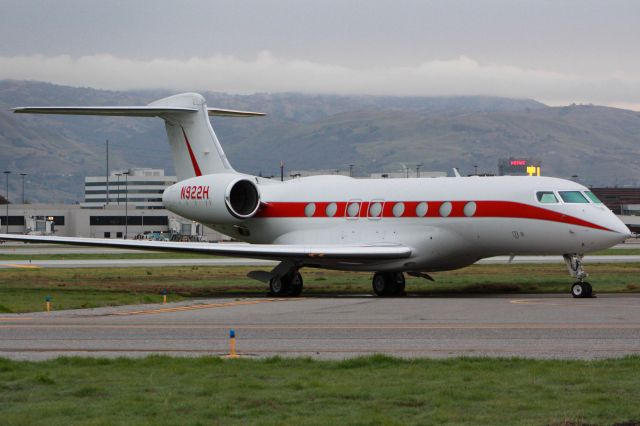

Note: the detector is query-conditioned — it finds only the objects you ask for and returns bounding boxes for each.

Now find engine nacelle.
[225,178,261,219]
[162,173,261,225]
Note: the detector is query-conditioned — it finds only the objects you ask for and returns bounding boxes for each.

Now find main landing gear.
[372,272,406,296]
[563,254,593,298]
[269,270,303,297]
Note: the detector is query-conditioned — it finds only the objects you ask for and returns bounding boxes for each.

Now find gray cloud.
[2,52,640,108]
[1,0,639,108]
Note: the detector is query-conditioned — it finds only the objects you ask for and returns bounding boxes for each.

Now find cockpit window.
[536,191,559,203]
[584,191,603,204]
[559,191,589,203]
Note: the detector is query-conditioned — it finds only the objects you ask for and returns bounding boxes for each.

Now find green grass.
[0,288,184,314]
[0,355,639,425]
[593,248,640,256]
[1,263,639,313]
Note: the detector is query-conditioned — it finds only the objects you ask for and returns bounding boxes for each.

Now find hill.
[0,80,638,203]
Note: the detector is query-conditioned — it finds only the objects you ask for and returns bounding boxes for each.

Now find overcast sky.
[1,0,639,108]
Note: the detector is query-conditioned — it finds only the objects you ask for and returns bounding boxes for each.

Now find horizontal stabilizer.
[207,108,265,117]
[12,106,265,117]
[12,106,198,116]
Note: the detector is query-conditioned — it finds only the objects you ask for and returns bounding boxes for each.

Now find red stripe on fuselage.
[255,200,612,232]
[181,127,202,177]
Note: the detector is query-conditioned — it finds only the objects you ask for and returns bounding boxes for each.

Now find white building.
[83,168,176,209]
[0,203,229,241]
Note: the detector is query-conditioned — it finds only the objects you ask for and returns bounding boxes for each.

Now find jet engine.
[225,178,261,219]
[162,173,262,225]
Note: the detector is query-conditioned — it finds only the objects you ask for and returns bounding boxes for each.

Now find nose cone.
[606,214,632,243]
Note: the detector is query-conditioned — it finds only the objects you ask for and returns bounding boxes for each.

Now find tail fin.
[13,93,265,182]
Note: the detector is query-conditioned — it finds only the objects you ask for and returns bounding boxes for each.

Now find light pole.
[474,165,478,175]
[349,164,354,177]
[3,171,10,234]
[416,164,422,178]
[123,171,129,239]
[19,173,27,204]
[105,140,109,206]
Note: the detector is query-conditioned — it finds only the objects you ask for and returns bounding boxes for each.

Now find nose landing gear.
[570,281,592,298]
[563,254,593,298]
[372,272,406,296]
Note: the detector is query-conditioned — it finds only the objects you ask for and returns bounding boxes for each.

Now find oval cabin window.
[392,202,405,217]
[325,202,338,217]
[463,201,476,217]
[439,202,452,217]
[415,202,428,217]
[369,202,382,217]
[304,203,316,217]
[347,202,360,217]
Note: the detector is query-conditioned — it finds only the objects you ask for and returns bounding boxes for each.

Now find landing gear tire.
[269,271,303,297]
[372,272,406,296]
[289,272,303,297]
[372,272,388,296]
[269,276,289,296]
[392,272,406,295]
[571,282,593,298]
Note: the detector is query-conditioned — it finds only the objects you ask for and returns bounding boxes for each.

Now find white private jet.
[1,93,631,298]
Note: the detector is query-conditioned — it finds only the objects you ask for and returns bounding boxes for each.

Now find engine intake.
[225,178,260,219]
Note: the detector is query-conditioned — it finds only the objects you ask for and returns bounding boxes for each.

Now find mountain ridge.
[1,80,638,203]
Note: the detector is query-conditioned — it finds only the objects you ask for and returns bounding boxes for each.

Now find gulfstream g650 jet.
[0,93,631,298]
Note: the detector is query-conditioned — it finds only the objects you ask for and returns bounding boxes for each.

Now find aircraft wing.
[0,234,411,263]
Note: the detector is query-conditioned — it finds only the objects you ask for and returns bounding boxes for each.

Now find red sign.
[181,185,210,200]
[510,160,527,166]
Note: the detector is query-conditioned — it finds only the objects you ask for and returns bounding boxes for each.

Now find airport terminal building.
[0,168,229,241]
[0,203,229,241]
[83,168,176,209]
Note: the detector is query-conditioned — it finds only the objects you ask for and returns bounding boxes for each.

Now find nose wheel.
[564,254,594,298]
[571,282,592,298]
[372,272,406,296]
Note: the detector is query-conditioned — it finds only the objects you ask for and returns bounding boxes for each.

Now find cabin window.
[463,201,476,217]
[439,202,452,217]
[559,191,589,203]
[415,202,428,217]
[584,191,603,204]
[304,203,316,217]
[536,191,559,203]
[325,202,338,217]
[392,202,405,217]
[347,202,360,217]
[368,202,382,217]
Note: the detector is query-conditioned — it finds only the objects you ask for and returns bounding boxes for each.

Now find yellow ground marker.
[113,298,292,316]
[226,329,238,358]
[4,264,41,269]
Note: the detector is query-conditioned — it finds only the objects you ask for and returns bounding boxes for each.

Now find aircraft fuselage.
[163,174,629,272]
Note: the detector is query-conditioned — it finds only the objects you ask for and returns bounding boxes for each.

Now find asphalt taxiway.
[1,294,639,360]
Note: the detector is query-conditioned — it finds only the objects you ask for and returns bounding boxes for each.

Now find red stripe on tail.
[181,127,202,177]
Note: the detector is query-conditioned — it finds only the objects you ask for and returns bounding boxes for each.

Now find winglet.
[453,168,462,177]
